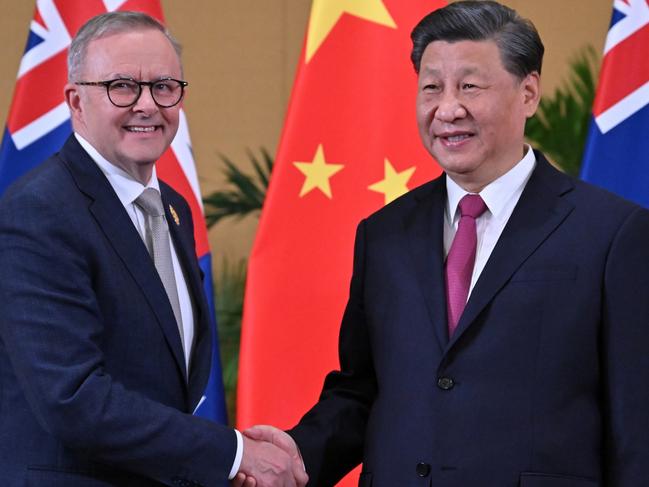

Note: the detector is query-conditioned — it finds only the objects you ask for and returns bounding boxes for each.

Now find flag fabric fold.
[0,0,226,423]
[238,1,445,484]
[581,0,649,208]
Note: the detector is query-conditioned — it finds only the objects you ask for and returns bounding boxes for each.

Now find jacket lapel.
[160,184,212,411]
[59,136,188,383]
[448,153,575,348]
[404,176,449,351]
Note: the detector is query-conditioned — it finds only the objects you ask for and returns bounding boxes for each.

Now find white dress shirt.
[74,134,243,479]
[444,145,537,298]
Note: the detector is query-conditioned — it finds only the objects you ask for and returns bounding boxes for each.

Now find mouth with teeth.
[124,125,160,133]
[435,131,474,147]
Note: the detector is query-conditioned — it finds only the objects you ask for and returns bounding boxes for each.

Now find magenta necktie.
[445,194,487,336]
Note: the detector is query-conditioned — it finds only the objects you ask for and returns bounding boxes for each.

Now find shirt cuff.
[228,429,243,480]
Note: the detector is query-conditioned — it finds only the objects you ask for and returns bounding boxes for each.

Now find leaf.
[202,148,274,227]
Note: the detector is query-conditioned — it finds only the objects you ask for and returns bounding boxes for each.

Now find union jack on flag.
[581,0,649,207]
[0,0,227,423]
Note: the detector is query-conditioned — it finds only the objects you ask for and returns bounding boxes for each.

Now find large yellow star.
[368,159,416,205]
[306,0,397,63]
[293,145,344,198]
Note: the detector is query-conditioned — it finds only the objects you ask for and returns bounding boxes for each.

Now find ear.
[521,71,541,118]
[64,82,83,123]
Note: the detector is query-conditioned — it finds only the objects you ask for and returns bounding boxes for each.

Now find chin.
[128,145,167,162]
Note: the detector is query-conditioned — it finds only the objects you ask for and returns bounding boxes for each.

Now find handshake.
[232,425,309,487]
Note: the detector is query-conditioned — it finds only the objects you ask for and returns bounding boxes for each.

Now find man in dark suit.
[241,2,649,486]
[0,11,306,487]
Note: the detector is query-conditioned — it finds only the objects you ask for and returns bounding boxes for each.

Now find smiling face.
[65,28,182,184]
[416,39,540,192]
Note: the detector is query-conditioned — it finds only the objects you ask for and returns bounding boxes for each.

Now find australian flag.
[581,0,649,208]
[0,0,227,423]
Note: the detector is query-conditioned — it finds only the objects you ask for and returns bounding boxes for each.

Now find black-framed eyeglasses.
[75,77,188,108]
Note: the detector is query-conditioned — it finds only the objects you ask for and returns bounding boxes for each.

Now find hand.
[236,432,308,487]
[244,425,306,480]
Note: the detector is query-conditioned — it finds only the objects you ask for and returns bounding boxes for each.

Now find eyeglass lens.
[108,79,184,107]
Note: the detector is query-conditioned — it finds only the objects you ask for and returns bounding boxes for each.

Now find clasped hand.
[231,425,308,487]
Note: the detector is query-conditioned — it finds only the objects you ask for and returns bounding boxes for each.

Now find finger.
[244,425,300,460]
[287,470,298,487]
[242,424,275,442]
[231,472,257,487]
[270,430,298,456]
[230,472,247,487]
[292,462,309,487]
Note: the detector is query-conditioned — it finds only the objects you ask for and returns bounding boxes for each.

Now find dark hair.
[410,0,544,78]
[68,11,182,81]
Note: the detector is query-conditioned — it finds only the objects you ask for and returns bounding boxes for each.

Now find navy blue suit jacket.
[0,136,235,486]
[290,152,649,487]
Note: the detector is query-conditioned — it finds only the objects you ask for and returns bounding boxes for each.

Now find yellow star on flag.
[368,158,416,205]
[305,0,397,63]
[294,145,344,198]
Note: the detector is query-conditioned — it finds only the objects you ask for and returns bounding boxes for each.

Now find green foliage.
[204,149,274,423]
[525,46,598,176]
[203,148,274,228]
[215,257,247,425]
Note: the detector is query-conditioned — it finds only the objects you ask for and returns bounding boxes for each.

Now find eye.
[109,79,137,92]
[462,83,478,90]
[422,83,440,92]
[153,81,172,92]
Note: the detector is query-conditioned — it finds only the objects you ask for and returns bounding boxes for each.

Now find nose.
[434,90,466,123]
[132,86,158,114]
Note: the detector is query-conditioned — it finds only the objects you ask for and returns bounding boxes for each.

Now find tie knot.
[135,188,165,217]
[458,194,487,219]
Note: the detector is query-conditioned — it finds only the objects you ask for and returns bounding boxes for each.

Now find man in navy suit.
[0,11,306,487]
[240,2,649,486]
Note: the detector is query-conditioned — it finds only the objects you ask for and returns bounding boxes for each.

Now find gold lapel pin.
[169,204,180,226]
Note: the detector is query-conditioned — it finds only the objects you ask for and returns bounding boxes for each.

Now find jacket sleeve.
[602,206,649,486]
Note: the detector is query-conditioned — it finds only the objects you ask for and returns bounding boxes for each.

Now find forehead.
[418,39,505,76]
[81,28,181,77]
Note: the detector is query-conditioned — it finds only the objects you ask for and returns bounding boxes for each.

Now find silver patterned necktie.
[135,188,185,352]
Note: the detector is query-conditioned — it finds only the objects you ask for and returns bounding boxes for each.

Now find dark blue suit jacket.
[290,152,649,487]
[0,136,235,486]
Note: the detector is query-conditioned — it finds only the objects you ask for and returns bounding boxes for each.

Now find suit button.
[437,376,455,390]
[416,462,431,477]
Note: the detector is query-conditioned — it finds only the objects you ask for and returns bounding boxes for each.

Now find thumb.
[242,424,276,442]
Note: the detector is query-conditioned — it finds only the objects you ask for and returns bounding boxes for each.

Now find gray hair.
[410,0,544,79]
[68,11,182,81]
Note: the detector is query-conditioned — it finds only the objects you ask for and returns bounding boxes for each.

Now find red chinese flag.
[238,0,445,483]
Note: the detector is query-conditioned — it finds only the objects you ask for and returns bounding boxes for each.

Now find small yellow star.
[368,159,416,205]
[306,0,397,63]
[293,145,344,198]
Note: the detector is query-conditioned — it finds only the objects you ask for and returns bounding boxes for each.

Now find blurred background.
[0,0,618,428]
[0,0,613,265]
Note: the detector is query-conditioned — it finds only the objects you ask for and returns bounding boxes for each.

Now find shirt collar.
[75,132,160,208]
[445,144,536,222]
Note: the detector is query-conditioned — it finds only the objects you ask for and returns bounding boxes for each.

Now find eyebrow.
[420,66,482,77]
[101,73,178,82]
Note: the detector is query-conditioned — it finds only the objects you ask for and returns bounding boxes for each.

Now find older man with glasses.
[0,11,307,487]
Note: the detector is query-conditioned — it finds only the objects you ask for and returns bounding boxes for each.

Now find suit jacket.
[0,136,235,487]
[289,152,649,487]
